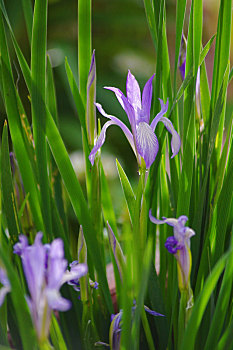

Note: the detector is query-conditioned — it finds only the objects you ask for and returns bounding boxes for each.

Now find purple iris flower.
[67,260,98,293]
[110,305,164,350]
[149,211,195,290]
[0,267,11,307]
[89,70,181,169]
[13,233,87,341]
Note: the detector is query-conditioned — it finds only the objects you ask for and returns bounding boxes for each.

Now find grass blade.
[180,251,229,350]
[0,11,43,231]
[31,0,52,238]
[1,121,20,243]
[116,159,136,223]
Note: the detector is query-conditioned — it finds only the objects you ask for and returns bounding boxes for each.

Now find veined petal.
[95,103,134,150]
[89,103,135,165]
[142,74,155,123]
[136,122,159,168]
[126,70,141,111]
[104,87,136,135]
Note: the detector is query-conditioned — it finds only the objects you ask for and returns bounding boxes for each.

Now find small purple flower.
[149,211,195,290]
[13,233,88,341]
[89,70,181,169]
[0,267,11,307]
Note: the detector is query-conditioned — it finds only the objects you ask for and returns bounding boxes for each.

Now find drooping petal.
[136,122,159,168]
[104,87,136,135]
[126,70,141,111]
[89,120,116,165]
[150,98,169,132]
[149,210,186,228]
[141,74,155,123]
[159,116,181,158]
[89,103,135,165]
[46,289,71,312]
[150,99,181,158]
[62,263,88,285]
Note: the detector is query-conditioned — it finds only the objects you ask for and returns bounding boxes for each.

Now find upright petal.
[21,233,45,306]
[141,74,155,123]
[136,122,159,168]
[89,103,135,165]
[104,87,136,135]
[126,70,141,111]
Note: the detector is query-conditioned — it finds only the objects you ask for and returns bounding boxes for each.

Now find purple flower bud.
[110,305,164,350]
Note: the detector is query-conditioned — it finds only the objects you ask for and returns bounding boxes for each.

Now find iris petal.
[89,103,135,165]
[126,70,141,111]
[104,87,136,135]
[46,289,71,311]
[150,99,181,158]
[142,74,155,123]
[150,98,169,131]
[136,122,159,168]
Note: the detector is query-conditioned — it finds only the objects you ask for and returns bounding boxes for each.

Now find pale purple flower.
[0,268,11,307]
[89,70,181,169]
[149,211,195,290]
[67,260,98,293]
[13,233,88,341]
